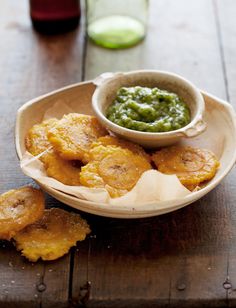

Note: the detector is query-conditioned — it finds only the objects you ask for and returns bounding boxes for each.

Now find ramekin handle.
[182,118,207,138]
[93,72,124,86]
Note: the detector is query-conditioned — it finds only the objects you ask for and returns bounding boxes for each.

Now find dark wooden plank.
[73,194,231,307]
[215,1,236,306]
[72,0,232,306]
[215,0,236,105]
[0,0,84,306]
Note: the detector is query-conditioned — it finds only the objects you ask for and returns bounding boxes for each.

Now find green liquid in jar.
[87,15,145,49]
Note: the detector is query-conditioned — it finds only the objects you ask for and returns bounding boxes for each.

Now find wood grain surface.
[0,0,236,307]
[0,0,85,307]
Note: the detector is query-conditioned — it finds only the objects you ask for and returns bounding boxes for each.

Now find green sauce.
[106,86,191,132]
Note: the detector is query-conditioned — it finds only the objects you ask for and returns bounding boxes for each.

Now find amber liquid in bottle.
[30,0,80,34]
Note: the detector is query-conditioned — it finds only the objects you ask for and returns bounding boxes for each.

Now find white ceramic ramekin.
[92,70,206,147]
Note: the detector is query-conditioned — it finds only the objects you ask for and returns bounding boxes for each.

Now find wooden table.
[1,0,236,307]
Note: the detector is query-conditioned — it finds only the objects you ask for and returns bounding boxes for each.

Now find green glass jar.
[86,0,149,49]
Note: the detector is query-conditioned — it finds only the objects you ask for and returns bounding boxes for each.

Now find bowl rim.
[92,70,206,138]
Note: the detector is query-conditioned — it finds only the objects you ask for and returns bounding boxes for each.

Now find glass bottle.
[86,0,149,49]
[30,0,81,34]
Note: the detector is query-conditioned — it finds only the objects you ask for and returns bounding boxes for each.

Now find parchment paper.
[20,102,191,206]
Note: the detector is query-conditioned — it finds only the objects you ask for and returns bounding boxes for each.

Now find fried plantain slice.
[152,146,220,190]
[80,145,152,198]
[25,118,83,186]
[0,187,45,240]
[47,113,108,162]
[25,118,58,156]
[43,152,81,186]
[90,135,150,162]
[14,208,91,262]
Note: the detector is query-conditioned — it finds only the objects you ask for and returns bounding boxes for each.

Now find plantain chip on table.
[14,208,91,262]
[0,187,45,240]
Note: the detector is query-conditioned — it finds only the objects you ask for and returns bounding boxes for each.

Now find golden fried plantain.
[152,146,220,190]
[80,145,151,197]
[47,113,107,162]
[25,118,83,186]
[0,187,45,240]
[90,135,150,162]
[14,208,91,262]
[43,152,81,186]
[25,118,58,156]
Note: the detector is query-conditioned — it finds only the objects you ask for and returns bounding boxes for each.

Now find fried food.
[90,135,150,162]
[80,145,152,197]
[14,208,91,262]
[25,118,58,156]
[152,146,220,190]
[25,118,83,186]
[43,152,81,186]
[0,187,45,240]
[47,113,107,162]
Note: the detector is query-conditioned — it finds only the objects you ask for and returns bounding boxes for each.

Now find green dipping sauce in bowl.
[106,86,191,133]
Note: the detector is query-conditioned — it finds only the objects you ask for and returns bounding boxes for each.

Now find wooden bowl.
[15,81,236,218]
